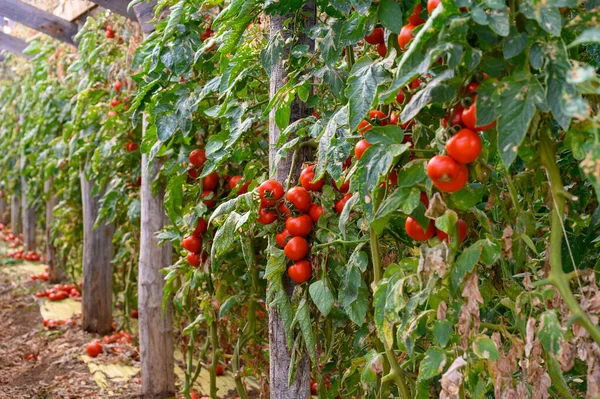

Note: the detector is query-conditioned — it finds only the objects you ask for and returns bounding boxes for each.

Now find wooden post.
[21,173,36,251]
[0,190,6,225]
[80,170,114,334]
[0,32,31,58]
[10,193,20,235]
[268,3,315,398]
[44,178,59,282]
[0,0,79,45]
[133,4,175,398]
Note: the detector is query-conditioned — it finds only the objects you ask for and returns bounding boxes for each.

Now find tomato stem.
[539,130,600,346]
[369,194,411,399]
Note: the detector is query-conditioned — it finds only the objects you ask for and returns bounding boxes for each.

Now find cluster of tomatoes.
[87,330,137,359]
[29,271,49,281]
[35,283,82,301]
[23,250,41,261]
[256,165,331,284]
[3,228,22,247]
[108,80,129,118]
[7,248,25,259]
[104,25,116,39]
[42,316,78,330]
[183,148,252,266]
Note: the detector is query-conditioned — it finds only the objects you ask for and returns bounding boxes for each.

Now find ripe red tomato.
[396,90,406,105]
[446,129,482,164]
[335,193,353,214]
[465,81,480,94]
[461,97,496,131]
[441,105,464,128]
[355,139,371,160]
[436,219,468,243]
[111,97,120,107]
[377,43,387,57]
[432,163,468,193]
[278,201,291,218]
[276,229,291,248]
[364,27,384,44]
[331,177,350,193]
[285,215,313,236]
[257,208,277,225]
[300,165,325,191]
[358,110,388,135]
[408,4,425,25]
[105,29,115,39]
[286,186,312,212]
[86,340,103,358]
[405,217,436,241]
[427,155,462,182]
[114,80,122,92]
[187,252,201,266]
[398,24,416,50]
[288,260,312,283]
[258,180,284,206]
[107,111,117,118]
[190,393,200,399]
[284,236,310,261]
[308,204,323,223]
[427,0,440,14]
[311,381,318,395]
[130,309,139,319]
[420,192,429,208]
[188,168,198,180]
[182,235,202,253]
[194,218,208,236]
[126,142,138,152]
[216,364,225,376]
[201,190,217,208]
[228,175,251,194]
[189,149,206,167]
[203,172,219,190]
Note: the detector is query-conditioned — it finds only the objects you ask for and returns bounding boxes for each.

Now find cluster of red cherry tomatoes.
[29,271,49,281]
[108,80,128,118]
[183,148,252,266]
[43,316,78,330]
[257,165,331,284]
[87,330,137,359]
[34,283,81,301]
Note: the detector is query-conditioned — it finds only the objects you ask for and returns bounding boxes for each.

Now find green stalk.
[539,131,600,346]
[369,209,411,398]
[184,329,195,398]
[210,319,218,399]
[231,237,259,399]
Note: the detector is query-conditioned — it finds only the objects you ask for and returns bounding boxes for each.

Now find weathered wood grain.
[0,0,78,44]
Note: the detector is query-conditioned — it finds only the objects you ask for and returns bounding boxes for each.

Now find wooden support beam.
[21,175,36,251]
[0,0,78,45]
[80,171,114,334]
[10,194,20,234]
[0,31,30,58]
[133,3,176,398]
[86,0,133,20]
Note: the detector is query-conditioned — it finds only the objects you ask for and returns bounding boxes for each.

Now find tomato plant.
[1,0,600,398]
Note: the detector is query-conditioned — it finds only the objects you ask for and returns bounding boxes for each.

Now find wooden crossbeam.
[0,0,78,45]
[87,0,133,20]
[0,31,30,58]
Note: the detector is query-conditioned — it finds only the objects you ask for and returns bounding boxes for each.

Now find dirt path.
[0,268,139,399]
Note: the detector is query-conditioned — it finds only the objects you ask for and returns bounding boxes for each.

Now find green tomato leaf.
[472,335,500,360]
[418,348,447,380]
[346,56,389,131]
[309,279,334,317]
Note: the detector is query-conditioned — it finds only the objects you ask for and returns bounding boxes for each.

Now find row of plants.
[1,0,600,398]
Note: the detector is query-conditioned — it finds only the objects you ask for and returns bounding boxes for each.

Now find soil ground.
[0,261,259,399]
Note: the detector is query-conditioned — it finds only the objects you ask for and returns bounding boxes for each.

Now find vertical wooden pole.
[44,177,59,282]
[133,4,175,397]
[80,170,114,334]
[268,3,315,398]
[0,190,7,225]
[10,192,21,235]
[21,173,36,251]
